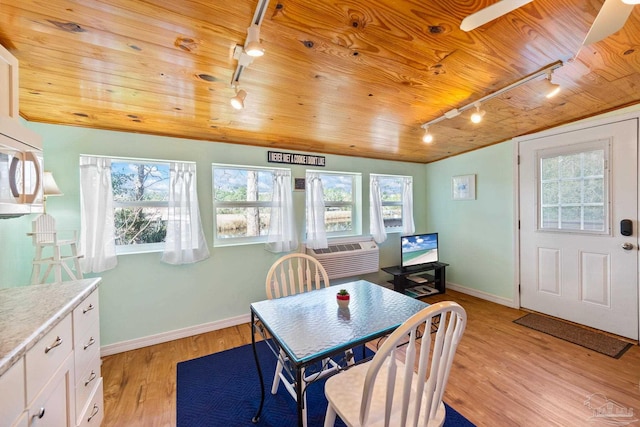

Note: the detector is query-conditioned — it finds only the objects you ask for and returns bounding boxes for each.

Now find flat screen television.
[401,233,438,271]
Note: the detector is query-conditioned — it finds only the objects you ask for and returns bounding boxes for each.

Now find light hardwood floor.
[101,289,640,426]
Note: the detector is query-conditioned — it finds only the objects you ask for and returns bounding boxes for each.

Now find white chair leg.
[30,246,43,284]
[324,404,337,427]
[71,242,83,279]
[271,349,285,394]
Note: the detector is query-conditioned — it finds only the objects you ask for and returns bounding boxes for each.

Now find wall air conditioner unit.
[306,236,379,280]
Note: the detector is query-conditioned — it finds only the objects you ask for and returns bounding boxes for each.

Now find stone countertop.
[0,278,101,377]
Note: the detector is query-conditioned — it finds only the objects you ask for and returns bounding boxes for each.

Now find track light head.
[470,102,485,124]
[422,127,433,143]
[245,24,264,57]
[544,70,561,98]
[230,89,247,110]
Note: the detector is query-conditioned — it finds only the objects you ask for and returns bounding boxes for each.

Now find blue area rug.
[177,341,474,427]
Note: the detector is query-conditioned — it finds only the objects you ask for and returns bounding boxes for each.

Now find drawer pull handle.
[85,370,97,386]
[87,404,100,422]
[32,407,45,419]
[83,303,95,314]
[44,336,62,354]
[84,337,96,350]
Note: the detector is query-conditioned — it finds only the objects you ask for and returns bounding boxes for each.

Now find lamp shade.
[230,89,247,110]
[544,79,561,98]
[43,172,63,196]
[245,25,264,57]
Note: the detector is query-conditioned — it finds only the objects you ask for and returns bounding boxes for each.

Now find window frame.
[212,163,287,247]
[306,169,362,238]
[110,156,172,255]
[370,173,410,233]
[535,139,610,235]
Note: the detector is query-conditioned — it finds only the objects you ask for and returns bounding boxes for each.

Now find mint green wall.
[1,123,427,347]
[424,142,515,300]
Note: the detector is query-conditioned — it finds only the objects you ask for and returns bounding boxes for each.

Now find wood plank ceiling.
[1,0,639,163]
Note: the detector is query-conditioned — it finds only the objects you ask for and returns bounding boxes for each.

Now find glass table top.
[251,280,429,364]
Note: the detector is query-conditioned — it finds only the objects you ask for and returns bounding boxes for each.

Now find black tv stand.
[382,262,448,297]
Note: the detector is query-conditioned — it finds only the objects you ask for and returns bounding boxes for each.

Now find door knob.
[622,242,634,250]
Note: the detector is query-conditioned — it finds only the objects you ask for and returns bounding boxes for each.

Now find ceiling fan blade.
[583,0,634,46]
[460,0,534,31]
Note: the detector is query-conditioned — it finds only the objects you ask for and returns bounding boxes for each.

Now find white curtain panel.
[305,172,328,249]
[402,176,415,235]
[266,170,298,253]
[161,162,210,264]
[369,175,387,243]
[79,156,118,273]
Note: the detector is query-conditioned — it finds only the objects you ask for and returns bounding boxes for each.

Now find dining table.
[249,279,429,427]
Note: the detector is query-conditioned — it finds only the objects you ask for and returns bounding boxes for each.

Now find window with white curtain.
[370,174,409,231]
[305,170,362,238]
[212,164,286,246]
[110,158,171,254]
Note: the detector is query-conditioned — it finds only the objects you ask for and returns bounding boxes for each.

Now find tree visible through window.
[372,174,407,230]
[111,160,170,249]
[307,171,361,236]
[212,165,276,244]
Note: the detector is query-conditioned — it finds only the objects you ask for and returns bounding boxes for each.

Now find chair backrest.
[360,301,467,427]
[31,213,57,244]
[265,253,330,299]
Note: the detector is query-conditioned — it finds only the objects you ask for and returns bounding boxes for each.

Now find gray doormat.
[514,313,633,358]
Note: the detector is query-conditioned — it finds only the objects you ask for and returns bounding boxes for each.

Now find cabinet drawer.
[77,378,103,427]
[74,318,100,377]
[0,358,25,427]
[25,315,73,404]
[73,290,99,342]
[75,354,101,420]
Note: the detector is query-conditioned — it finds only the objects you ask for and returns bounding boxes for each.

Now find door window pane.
[538,143,608,233]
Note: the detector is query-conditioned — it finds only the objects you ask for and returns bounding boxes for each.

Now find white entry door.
[519,117,639,340]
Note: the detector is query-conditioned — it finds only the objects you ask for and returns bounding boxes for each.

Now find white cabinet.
[0,285,103,427]
[0,358,25,427]
[73,291,103,426]
[0,43,41,150]
[26,353,74,427]
[0,42,19,122]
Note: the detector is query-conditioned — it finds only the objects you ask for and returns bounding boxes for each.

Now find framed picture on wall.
[452,174,476,200]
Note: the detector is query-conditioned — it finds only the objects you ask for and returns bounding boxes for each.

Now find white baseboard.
[446,281,518,308]
[100,313,251,357]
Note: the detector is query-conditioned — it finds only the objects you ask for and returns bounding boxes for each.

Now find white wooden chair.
[323,301,467,427]
[265,253,342,427]
[28,213,83,284]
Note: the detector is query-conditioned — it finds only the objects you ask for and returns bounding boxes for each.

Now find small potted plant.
[336,289,350,308]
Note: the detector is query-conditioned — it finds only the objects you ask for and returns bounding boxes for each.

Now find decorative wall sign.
[452,174,476,200]
[268,151,326,167]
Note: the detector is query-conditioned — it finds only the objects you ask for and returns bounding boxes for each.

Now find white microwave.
[0,146,42,216]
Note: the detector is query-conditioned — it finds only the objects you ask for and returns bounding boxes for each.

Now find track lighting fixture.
[418,61,563,142]
[229,0,270,109]
[244,24,264,57]
[230,88,247,110]
[544,70,561,98]
[470,102,485,124]
[422,126,434,143]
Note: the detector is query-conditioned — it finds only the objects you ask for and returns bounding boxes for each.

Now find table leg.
[296,366,304,427]
[251,312,265,423]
